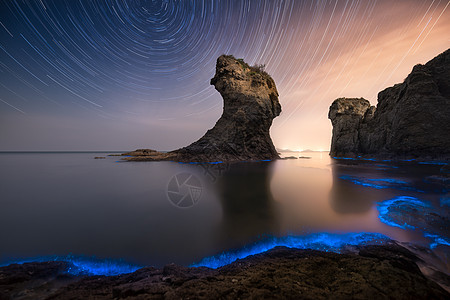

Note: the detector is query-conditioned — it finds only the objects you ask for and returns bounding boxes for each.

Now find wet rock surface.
[1,244,448,299]
[124,55,281,162]
[0,261,78,300]
[329,48,450,159]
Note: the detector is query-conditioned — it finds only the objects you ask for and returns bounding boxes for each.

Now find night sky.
[1,0,449,151]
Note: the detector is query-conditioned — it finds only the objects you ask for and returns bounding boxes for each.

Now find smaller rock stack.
[328,48,450,159]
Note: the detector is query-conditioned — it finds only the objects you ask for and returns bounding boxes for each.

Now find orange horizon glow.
[271,1,450,151]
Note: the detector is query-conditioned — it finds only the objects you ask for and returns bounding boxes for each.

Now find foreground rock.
[329,48,450,159]
[1,244,448,299]
[124,55,281,162]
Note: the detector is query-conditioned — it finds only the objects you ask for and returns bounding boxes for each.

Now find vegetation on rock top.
[223,54,270,78]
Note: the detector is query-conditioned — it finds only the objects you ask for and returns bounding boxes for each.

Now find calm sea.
[0,151,448,274]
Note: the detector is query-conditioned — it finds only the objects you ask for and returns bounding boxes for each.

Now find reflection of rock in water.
[214,161,278,249]
[329,162,383,213]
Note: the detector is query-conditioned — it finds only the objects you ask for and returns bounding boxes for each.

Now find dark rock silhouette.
[329,48,450,159]
[125,55,281,162]
[328,98,372,157]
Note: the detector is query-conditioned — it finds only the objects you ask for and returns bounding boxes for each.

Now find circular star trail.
[0,0,448,150]
[1,0,298,111]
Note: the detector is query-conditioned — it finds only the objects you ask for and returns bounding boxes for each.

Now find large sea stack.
[124,55,281,162]
[328,48,450,159]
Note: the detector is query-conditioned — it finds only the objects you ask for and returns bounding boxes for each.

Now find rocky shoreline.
[1,243,449,299]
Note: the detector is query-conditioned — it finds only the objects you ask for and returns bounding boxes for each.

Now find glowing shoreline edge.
[0,256,142,276]
[1,233,389,275]
[177,159,272,164]
[332,157,448,165]
[190,232,390,269]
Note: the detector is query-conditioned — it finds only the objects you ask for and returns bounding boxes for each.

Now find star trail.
[0,0,449,151]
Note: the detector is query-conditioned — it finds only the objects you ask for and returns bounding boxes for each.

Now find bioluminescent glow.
[0,255,141,276]
[374,164,399,169]
[190,232,390,269]
[178,161,224,165]
[366,178,407,184]
[332,156,378,162]
[377,196,430,230]
[333,158,448,166]
[424,233,450,249]
[418,161,448,166]
[377,196,450,250]
[177,159,271,165]
[339,175,422,192]
[332,157,360,161]
[66,257,141,276]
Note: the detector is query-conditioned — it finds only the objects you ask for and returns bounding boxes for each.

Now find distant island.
[277,148,322,152]
[329,48,450,160]
[123,55,281,162]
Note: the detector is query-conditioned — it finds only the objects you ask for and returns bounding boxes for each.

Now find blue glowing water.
[178,161,224,165]
[0,255,141,276]
[377,196,449,250]
[441,196,450,207]
[333,156,449,166]
[418,161,448,166]
[377,196,430,229]
[424,233,450,249]
[333,156,378,161]
[332,156,359,160]
[339,175,424,192]
[191,233,389,269]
